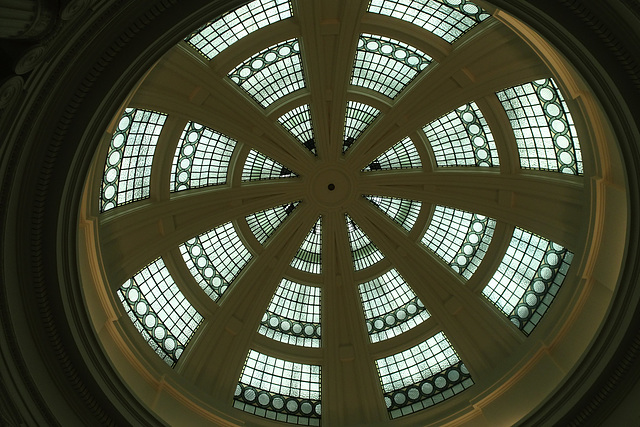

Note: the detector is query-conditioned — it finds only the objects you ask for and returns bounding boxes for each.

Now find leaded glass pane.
[365,195,421,232]
[422,206,495,279]
[351,34,432,99]
[346,215,384,271]
[359,269,430,343]
[234,350,321,425]
[180,222,253,302]
[291,217,322,274]
[367,0,490,43]
[423,102,499,167]
[242,150,297,181]
[363,137,422,171]
[170,122,236,192]
[186,0,292,60]
[278,104,316,155]
[482,227,573,334]
[117,258,203,367]
[246,202,299,245]
[101,108,167,212]
[258,278,321,347]
[375,331,473,418]
[343,101,381,152]
[497,78,583,174]
[229,38,304,107]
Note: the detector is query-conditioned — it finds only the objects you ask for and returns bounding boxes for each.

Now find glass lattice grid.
[278,104,317,155]
[351,33,433,99]
[170,122,236,192]
[496,78,583,174]
[258,278,321,347]
[367,0,490,44]
[180,222,253,302]
[423,102,499,167]
[482,228,574,334]
[229,38,304,108]
[346,214,385,271]
[290,217,322,274]
[234,349,321,425]
[363,137,422,171]
[101,108,167,212]
[422,206,496,279]
[186,0,292,60]
[365,195,422,232]
[343,101,381,152]
[117,258,203,367]
[247,202,299,245]
[376,331,473,418]
[358,269,430,343]
[242,150,297,181]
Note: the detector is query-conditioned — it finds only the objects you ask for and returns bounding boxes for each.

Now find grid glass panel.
[170,122,236,192]
[367,0,490,43]
[290,217,322,274]
[186,0,292,60]
[497,78,583,174]
[234,350,321,425]
[346,215,385,271]
[365,195,422,232]
[376,331,473,418]
[242,150,297,181]
[101,108,167,211]
[363,137,422,171]
[258,278,321,347]
[180,222,253,302]
[229,38,304,108]
[278,104,316,155]
[351,34,432,99]
[423,102,499,167]
[117,258,203,367]
[343,101,381,152]
[422,206,496,279]
[246,202,299,245]
[482,228,573,334]
[359,269,430,343]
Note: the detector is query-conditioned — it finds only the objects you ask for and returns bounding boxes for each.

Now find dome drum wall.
[0,1,639,427]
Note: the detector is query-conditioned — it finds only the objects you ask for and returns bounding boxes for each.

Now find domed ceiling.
[78,0,627,425]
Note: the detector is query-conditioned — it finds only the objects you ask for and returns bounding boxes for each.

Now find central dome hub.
[308,166,354,208]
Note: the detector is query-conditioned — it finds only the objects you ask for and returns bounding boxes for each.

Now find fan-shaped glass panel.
[278,104,316,155]
[247,202,299,245]
[242,150,297,181]
[346,215,385,271]
[290,217,322,274]
[363,137,422,171]
[343,101,381,152]
[365,195,421,232]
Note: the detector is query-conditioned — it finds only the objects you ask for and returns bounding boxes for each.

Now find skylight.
[497,78,583,175]
[423,102,499,167]
[229,38,304,107]
[101,108,167,211]
[278,104,317,155]
[359,269,430,343]
[365,195,422,232]
[363,137,422,171]
[422,206,496,279]
[246,202,299,245]
[376,331,473,418]
[343,101,381,152]
[290,217,322,274]
[367,0,490,44]
[234,350,321,425]
[242,149,297,181]
[170,121,237,191]
[118,258,203,367]
[186,0,292,60]
[482,227,573,334]
[258,278,321,347]
[346,215,385,271]
[351,33,432,99]
[180,222,253,302]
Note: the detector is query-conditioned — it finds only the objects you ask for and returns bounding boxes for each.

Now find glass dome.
[77,0,628,425]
